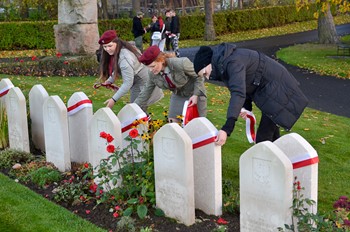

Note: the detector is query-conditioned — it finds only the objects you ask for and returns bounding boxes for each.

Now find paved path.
[180,23,350,118]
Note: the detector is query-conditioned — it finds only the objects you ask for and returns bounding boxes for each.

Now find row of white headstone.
[0,78,318,230]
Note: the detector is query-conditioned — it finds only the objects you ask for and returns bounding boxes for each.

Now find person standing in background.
[169,9,180,57]
[132,11,146,53]
[164,9,172,51]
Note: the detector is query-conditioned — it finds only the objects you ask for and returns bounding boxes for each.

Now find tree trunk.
[204,0,216,41]
[317,2,339,44]
[100,0,109,19]
[132,0,141,14]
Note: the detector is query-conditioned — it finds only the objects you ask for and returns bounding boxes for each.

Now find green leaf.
[137,205,148,219]
[154,208,165,217]
[127,198,138,204]
[123,207,133,216]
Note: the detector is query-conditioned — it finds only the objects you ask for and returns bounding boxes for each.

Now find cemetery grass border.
[1,75,350,231]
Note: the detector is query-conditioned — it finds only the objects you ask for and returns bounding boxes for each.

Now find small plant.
[10,160,55,183]
[116,216,136,232]
[30,166,62,188]
[53,163,95,205]
[0,148,35,170]
[278,177,350,231]
[222,179,240,214]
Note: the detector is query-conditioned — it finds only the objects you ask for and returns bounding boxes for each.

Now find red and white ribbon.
[0,84,14,97]
[121,112,149,133]
[192,130,218,149]
[291,153,319,169]
[241,109,256,143]
[67,99,92,116]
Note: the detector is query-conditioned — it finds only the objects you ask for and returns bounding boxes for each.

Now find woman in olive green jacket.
[135,45,207,123]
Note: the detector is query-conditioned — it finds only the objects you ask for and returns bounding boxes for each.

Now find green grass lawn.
[0,173,105,232]
[0,14,350,231]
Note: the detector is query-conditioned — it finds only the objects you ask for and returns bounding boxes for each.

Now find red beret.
[98,30,117,45]
[139,45,160,65]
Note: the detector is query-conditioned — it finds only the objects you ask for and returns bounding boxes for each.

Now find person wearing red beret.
[134,45,207,123]
[98,30,163,110]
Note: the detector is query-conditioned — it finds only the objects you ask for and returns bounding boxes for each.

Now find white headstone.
[274,133,318,212]
[0,78,14,105]
[5,87,30,153]
[240,141,293,232]
[89,107,122,189]
[43,96,71,172]
[67,92,93,163]
[29,84,49,152]
[153,123,195,226]
[117,103,149,161]
[184,117,222,216]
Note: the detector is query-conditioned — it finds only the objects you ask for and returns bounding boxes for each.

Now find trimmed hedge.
[0,5,316,51]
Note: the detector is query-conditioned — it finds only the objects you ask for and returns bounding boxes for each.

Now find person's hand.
[188,95,198,107]
[104,99,115,108]
[239,111,248,119]
[215,130,227,146]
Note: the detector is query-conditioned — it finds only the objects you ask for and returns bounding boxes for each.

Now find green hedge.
[0,5,316,51]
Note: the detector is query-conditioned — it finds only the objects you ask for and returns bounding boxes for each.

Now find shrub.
[0,148,35,169]
[30,166,62,188]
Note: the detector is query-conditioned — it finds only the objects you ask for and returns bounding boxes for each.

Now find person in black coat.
[193,43,308,146]
[132,11,146,52]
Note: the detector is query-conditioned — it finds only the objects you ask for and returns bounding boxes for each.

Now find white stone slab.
[153,123,195,226]
[5,87,30,153]
[117,103,149,162]
[184,117,222,216]
[29,84,49,152]
[58,0,98,24]
[67,92,93,163]
[43,96,71,172]
[274,133,318,213]
[0,78,14,105]
[240,141,293,232]
[89,107,122,190]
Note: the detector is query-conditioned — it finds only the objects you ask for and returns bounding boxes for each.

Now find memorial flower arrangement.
[91,121,165,221]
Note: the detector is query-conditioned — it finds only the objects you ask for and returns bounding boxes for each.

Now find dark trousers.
[256,113,280,143]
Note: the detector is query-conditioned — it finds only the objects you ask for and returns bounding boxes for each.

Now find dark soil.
[2,168,240,232]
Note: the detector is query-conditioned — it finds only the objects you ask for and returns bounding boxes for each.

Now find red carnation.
[217,217,228,225]
[129,128,139,138]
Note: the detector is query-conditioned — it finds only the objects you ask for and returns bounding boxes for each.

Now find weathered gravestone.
[274,132,319,213]
[5,87,30,153]
[43,96,71,172]
[117,103,149,161]
[29,84,49,152]
[54,0,99,55]
[184,117,222,216]
[240,141,293,232]
[89,107,122,189]
[153,123,195,226]
[67,92,93,163]
[0,78,14,105]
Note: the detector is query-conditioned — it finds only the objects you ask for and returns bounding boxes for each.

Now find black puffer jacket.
[210,43,308,135]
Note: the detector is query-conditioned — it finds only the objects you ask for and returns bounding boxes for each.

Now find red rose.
[84,163,89,168]
[89,183,98,193]
[129,128,139,138]
[56,52,62,58]
[106,134,114,143]
[113,212,119,218]
[100,131,108,139]
[106,144,115,153]
[31,56,37,61]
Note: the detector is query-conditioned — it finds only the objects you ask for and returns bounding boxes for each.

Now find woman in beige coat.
[134,45,207,123]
